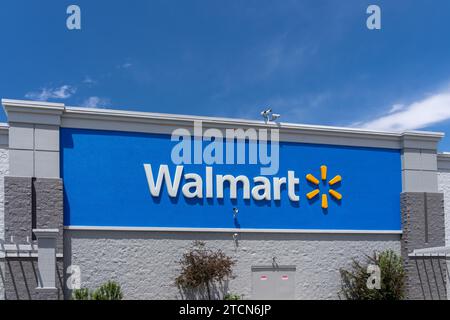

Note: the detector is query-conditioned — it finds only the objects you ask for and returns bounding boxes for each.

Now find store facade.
[0,98,448,300]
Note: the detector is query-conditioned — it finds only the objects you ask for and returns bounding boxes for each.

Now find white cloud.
[117,62,133,69]
[81,96,110,108]
[388,104,405,114]
[25,85,76,101]
[357,89,450,131]
[83,76,96,85]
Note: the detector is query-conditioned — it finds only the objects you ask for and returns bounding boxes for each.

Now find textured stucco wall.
[438,172,450,245]
[65,230,400,300]
[0,148,8,241]
[0,148,9,300]
[438,171,450,298]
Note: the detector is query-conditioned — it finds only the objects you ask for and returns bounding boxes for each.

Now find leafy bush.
[72,288,90,300]
[339,250,405,300]
[91,281,124,300]
[176,241,235,300]
[224,293,241,300]
[71,281,123,300]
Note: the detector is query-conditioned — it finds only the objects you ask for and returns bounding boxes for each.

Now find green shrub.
[224,293,241,300]
[72,288,90,300]
[71,281,123,300]
[91,281,124,300]
[339,250,405,300]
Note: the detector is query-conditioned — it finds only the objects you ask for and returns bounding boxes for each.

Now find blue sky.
[1,1,450,149]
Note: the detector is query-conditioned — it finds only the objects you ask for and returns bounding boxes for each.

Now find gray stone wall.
[4,177,32,244]
[34,179,64,254]
[1,177,64,300]
[3,258,64,300]
[65,230,400,300]
[400,192,447,299]
[3,177,63,248]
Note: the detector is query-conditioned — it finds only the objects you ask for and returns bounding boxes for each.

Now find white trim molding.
[64,225,403,235]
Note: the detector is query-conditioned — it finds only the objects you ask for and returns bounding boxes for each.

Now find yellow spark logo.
[306,165,342,209]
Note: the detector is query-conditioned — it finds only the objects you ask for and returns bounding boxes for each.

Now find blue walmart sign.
[61,128,402,230]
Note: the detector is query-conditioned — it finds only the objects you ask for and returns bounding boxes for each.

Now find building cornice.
[438,153,450,171]
[2,99,65,125]
[1,98,445,150]
[61,106,444,150]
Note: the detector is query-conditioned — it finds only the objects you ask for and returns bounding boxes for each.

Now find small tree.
[339,250,405,300]
[175,241,235,300]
